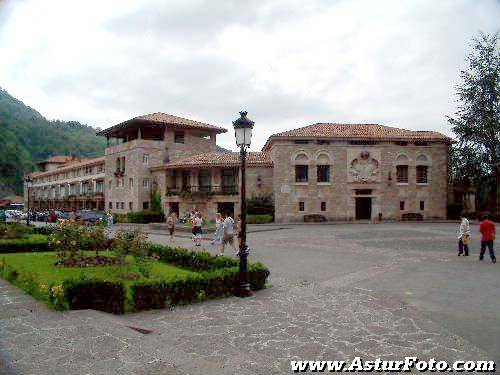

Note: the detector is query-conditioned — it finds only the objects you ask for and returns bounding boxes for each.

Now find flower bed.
[0,246,270,314]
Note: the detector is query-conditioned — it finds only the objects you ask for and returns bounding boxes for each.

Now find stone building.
[27,156,105,211]
[25,113,452,222]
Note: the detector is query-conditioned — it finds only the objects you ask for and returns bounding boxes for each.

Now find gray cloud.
[0,0,499,151]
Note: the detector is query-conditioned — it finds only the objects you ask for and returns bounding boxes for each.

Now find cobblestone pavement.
[1,223,499,374]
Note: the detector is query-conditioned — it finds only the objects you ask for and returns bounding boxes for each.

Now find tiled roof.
[37,155,75,165]
[29,157,105,178]
[98,112,227,136]
[263,123,452,150]
[152,152,273,169]
[0,195,24,204]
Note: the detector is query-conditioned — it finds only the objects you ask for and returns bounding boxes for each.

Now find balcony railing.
[166,185,238,197]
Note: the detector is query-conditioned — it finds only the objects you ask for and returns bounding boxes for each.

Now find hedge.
[118,210,165,224]
[132,263,270,311]
[64,280,126,314]
[33,226,56,236]
[147,243,238,271]
[0,234,51,253]
[247,214,274,224]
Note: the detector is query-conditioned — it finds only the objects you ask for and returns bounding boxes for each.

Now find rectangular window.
[116,157,121,171]
[416,166,428,184]
[396,165,408,183]
[316,140,330,145]
[400,201,405,210]
[317,165,330,183]
[295,165,309,183]
[121,156,125,172]
[129,202,133,210]
[174,131,185,144]
[129,178,134,188]
[120,202,124,209]
[143,178,150,188]
[299,201,305,211]
[143,201,150,210]
[294,139,311,144]
[115,202,119,209]
[109,202,112,209]
[143,153,149,164]
[420,201,425,210]
[321,202,326,211]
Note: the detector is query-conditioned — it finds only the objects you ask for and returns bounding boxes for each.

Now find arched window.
[395,154,409,183]
[294,153,309,183]
[316,153,331,183]
[416,154,429,184]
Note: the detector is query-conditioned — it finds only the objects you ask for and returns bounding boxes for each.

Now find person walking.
[220,212,238,255]
[105,211,114,227]
[189,210,196,242]
[457,213,470,256]
[479,214,496,263]
[193,212,203,247]
[212,212,223,246]
[166,212,176,241]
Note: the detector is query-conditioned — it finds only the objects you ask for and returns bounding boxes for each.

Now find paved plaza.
[1,222,499,374]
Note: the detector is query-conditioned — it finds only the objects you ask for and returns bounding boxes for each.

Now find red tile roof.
[263,123,452,150]
[152,152,273,170]
[29,157,105,178]
[37,155,75,165]
[98,112,227,136]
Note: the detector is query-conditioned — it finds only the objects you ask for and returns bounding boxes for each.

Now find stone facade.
[25,113,451,222]
[26,157,105,211]
[269,140,448,222]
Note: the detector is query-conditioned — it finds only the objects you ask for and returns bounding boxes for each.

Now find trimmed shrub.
[63,280,126,314]
[246,194,274,217]
[147,243,238,271]
[247,214,273,224]
[132,263,269,311]
[0,223,34,239]
[0,234,50,253]
[126,210,165,224]
[33,226,56,236]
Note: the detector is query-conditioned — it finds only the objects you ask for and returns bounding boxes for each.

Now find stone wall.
[270,140,448,222]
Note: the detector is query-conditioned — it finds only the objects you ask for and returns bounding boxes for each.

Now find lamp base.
[235,282,252,298]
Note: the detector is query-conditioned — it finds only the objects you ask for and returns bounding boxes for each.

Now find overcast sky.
[0,0,499,151]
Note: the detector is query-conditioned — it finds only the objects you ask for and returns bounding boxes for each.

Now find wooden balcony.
[166,185,238,198]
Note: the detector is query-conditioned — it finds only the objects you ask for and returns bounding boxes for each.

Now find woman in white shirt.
[458,213,470,256]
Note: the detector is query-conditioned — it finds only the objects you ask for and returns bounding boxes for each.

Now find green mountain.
[0,88,107,196]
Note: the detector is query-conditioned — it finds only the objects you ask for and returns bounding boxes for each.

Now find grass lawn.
[178,221,216,232]
[0,251,196,286]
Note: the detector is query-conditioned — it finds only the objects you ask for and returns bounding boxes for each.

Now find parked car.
[76,210,105,224]
[35,211,49,222]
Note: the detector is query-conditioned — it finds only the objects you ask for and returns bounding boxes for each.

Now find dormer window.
[174,131,185,144]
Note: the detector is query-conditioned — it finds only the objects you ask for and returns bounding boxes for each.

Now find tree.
[448,32,500,213]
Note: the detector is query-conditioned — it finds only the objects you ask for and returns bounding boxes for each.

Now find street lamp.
[24,176,33,226]
[233,111,254,297]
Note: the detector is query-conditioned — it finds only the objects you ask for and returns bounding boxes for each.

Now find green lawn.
[178,221,216,232]
[0,252,196,286]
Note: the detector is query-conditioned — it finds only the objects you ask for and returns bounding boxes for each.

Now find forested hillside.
[0,88,106,196]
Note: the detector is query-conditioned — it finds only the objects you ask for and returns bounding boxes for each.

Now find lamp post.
[233,111,254,297]
[24,176,32,226]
